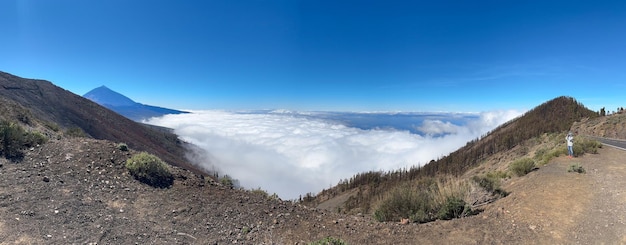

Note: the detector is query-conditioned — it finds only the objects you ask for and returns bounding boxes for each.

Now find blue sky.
[1,0,624,112]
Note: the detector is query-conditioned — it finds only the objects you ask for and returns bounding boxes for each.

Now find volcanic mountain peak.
[83,85,136,107]
[83,86,188,121]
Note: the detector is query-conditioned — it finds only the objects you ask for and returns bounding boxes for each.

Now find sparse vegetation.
[0,120,48,160]
[24,131,47,147]
[533,134,601,165]
[242,226,251,235]
[309,236,348,245]
[305,97,600,216]
[472,173,508,197]
[43,121,61,132]
[250,187,280,200]
[374,183,434,223]
[0,121,25,160]
[220,175,235,188]
[373,177,473,223]
[509,158,536,177]
[125,152,174,188]
[437,196,471,220]
[534,144,567,166]
[568,163,586,174]
[117,143,129,151]
[574,138,602,156]
[485,170,509,179]
[65,126,88,138]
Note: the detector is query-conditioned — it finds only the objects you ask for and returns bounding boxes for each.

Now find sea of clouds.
[146,110,522,200]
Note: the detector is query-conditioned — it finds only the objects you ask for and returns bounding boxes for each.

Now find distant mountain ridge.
[0,71,205,175]
[83,86,188,121]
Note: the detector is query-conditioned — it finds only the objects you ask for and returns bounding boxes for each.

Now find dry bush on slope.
[126,152,174,188]
[373,177,475,223]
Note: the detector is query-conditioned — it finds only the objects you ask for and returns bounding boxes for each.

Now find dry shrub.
[373,177,473,223]
[126,152,173,188]
[509,158,535,176]
[568,163,586,174]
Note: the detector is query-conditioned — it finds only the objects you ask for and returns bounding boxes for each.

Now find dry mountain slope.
[0,98,623,244]
[308,96,600,214]
[0,71,204,175]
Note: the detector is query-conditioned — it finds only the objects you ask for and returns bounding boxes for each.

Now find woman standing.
[566,132,574,158]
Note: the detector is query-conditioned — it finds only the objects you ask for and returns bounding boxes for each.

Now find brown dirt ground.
[0,137,625,244]
[491,146,626,244]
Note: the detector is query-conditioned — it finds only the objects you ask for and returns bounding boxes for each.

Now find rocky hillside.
[1,105,624,244]
[0,71,203,175]
[572,112,626,139]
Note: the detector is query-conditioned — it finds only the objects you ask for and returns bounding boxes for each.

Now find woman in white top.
[566,132,574,158]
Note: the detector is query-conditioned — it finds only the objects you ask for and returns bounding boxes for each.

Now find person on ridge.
[566,132,574,158]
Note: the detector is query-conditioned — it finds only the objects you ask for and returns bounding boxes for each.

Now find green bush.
[250,187,279,200]
[567,163,586,174]
[0,121,49,160]
[309,236,348,245]
[509,158,536,177]
[373,178,474,223]
[472,174,508,197]
[437,197,470,220]
[534,144,568,166]
[374,185,435,223]
[574,138,602,156]
[117,143,129,151]
[43,121,60,132]
[485,170,509,179]
[220,175,235,188]
[24,131,47,147]
[0,121,25,159]
[126,152,173,188]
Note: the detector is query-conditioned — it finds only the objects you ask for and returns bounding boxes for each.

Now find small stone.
[529,225,536,230]
[43,176,50,182]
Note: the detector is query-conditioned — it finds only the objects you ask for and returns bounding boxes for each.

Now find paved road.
[586,136,626,150]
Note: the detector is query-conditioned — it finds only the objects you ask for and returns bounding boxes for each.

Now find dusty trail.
[567,146,626,244]
[494,146,626,244]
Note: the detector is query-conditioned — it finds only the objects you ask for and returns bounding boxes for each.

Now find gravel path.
[568,146,626,244]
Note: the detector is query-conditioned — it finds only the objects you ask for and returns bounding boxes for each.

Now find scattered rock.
[42,176,50,182]
[400,218,410,225]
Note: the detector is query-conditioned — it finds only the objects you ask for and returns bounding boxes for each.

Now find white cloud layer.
[147,110,522,200]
